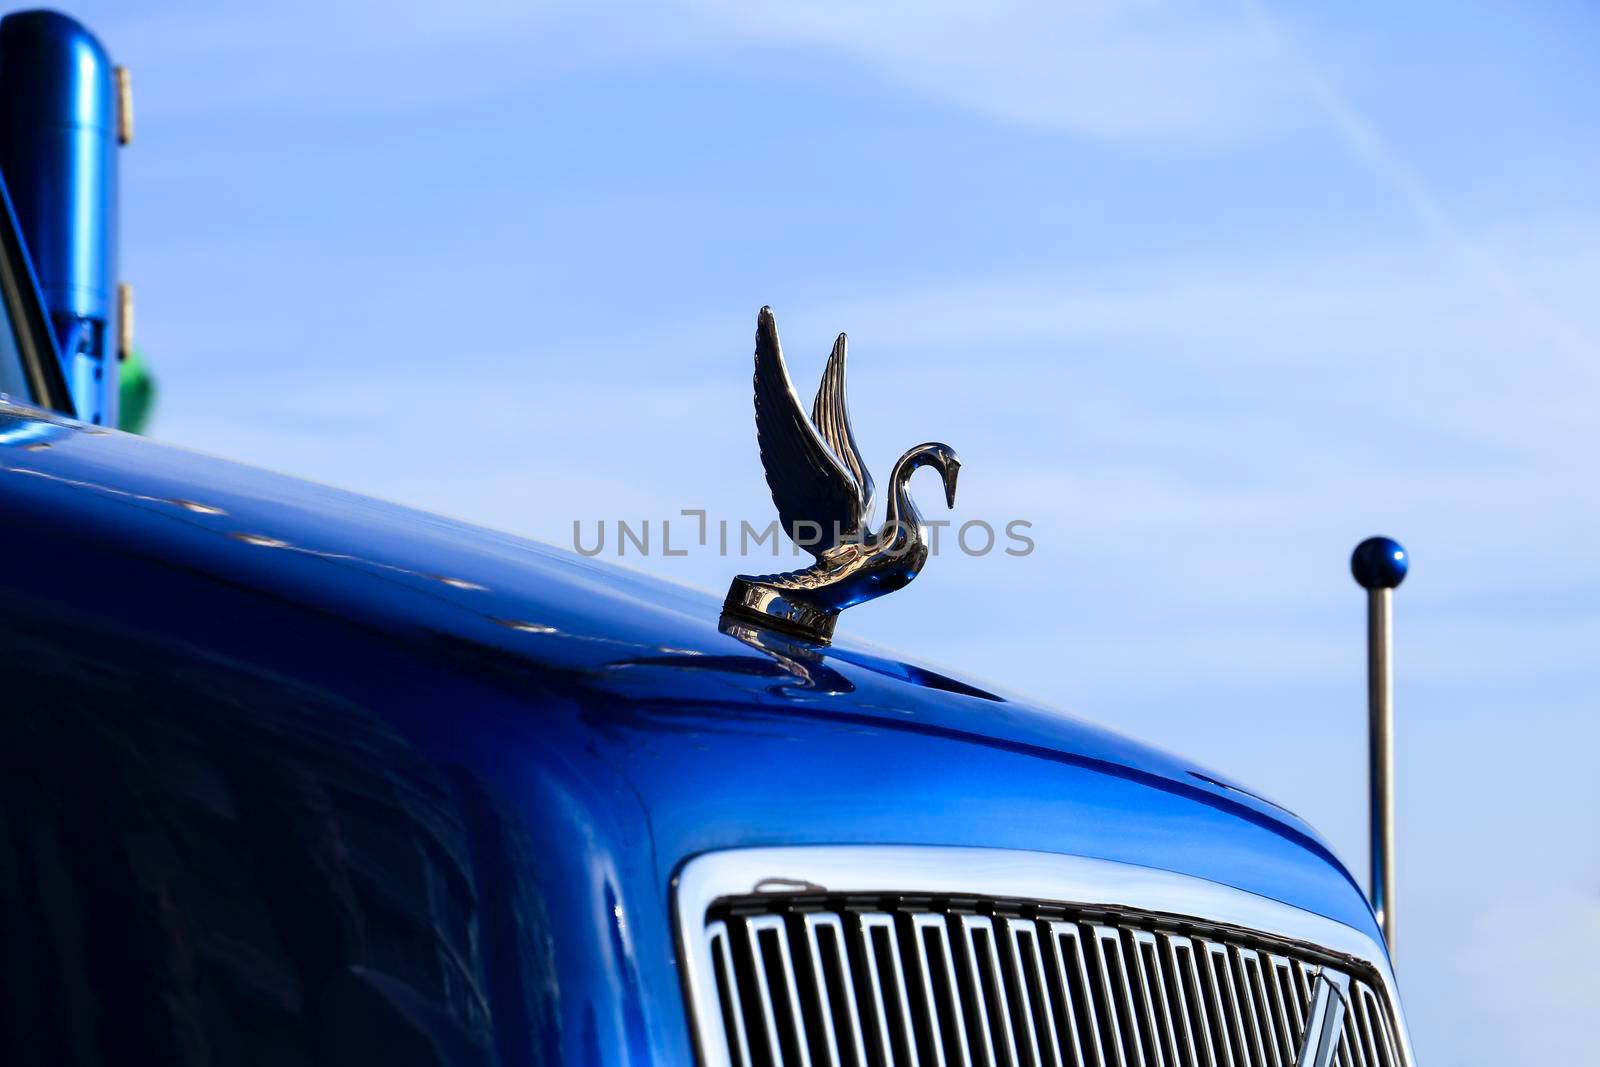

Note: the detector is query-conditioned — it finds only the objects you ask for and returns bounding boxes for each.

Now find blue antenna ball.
[1351,536,1408,590]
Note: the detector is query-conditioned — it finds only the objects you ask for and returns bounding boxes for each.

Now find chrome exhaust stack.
[0,11,129,425]
[1351,536,1408,948]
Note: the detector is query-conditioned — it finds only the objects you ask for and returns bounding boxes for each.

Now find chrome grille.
[707,895,1408,1067]
[699,896,1405,1067]
[677,850,1413,1067]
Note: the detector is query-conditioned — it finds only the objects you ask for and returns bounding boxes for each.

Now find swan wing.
[810,332,875,517]
[752,308,865,558]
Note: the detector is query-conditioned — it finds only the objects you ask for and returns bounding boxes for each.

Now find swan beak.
[942,460,960,509]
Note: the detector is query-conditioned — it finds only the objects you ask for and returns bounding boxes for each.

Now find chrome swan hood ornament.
[722,307,960,643]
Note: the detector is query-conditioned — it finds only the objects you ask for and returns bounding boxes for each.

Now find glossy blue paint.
[0,403,1385,1064]
[1352,535,1409,590]
[0,11,119,424]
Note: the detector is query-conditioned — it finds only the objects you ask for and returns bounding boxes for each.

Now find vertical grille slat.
[1202,942,1252,1067]
[911,913,972,1067]
[804,913,868,1067]
[697,898,1406,1067]
[1158,934,1214,1067]
[959,915,1023,1067]
[1006,919,1062,1067]
[1128,931,1177,1067]
[710,920,756,1067]
[747,914,814,1067]
[1267,956,1304,1059]
[1369,985,1403,1067]
[1089,925,1143,1067]
[1353,983,1400,1067]
[1046,922,1105,1067]
[1350,982,1381,1067]
[1340,993,1367,1067]
[1234,949,1281,1067]
[859,913,921,1067]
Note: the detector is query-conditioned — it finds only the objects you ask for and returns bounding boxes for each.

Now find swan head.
[896,441,961,509]
[933,444,961,508]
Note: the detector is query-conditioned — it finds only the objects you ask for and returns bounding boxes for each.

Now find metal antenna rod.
[1350,536,1408,948]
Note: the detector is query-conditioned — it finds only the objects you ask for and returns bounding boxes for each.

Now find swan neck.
[884,446,935,535]
[888,481,922,533]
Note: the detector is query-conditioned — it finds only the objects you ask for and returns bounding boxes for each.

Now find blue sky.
[70,1,1600,1060]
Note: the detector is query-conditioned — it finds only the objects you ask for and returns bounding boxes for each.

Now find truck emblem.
[722,307,960,643]
[1293,971,1349,1067]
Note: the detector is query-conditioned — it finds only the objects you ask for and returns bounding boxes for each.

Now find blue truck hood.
[0,402,1381,1061]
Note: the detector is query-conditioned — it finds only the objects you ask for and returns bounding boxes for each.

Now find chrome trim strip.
[674,846,1414,1067]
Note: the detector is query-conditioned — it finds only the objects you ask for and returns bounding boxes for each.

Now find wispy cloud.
[1239,0,1599,360]
[701,0,1302,140]
[94,0,1309,140]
